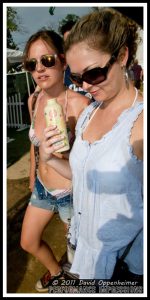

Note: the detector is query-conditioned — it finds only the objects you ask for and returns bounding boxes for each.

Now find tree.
[49,7,55,16]
[7,28,18,50]
[58,14,79,35]
[7,7,20,49]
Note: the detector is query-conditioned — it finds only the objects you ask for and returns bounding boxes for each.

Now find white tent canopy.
[7,48,23,64]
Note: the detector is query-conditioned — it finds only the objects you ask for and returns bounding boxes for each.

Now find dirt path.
[7,152,30,180]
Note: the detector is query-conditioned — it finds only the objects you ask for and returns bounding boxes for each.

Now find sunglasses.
[24,54,57,72]
[70,55,117,87]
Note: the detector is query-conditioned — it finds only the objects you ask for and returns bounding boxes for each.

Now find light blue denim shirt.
[69,99,143,279]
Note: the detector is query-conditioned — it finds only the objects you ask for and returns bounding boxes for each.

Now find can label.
[44,99,70,152]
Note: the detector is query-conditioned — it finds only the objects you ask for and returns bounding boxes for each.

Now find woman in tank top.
[40,9,144,285]
[20,30,89,292]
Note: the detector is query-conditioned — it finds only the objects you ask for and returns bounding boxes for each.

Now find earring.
[123,66,129,89]
[63,70,66,85]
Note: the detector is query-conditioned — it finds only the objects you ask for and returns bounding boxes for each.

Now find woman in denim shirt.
[40,8,143,282]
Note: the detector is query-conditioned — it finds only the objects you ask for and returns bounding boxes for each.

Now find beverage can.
[44,98,70,152]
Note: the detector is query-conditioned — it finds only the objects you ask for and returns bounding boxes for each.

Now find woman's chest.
[82,108,121,143]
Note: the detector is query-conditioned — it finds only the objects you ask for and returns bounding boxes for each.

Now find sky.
[5,3,146,51]
[6,5,93,50]
[4,3,145,66]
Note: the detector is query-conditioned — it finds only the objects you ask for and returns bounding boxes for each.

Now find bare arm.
[29,144,36,191]
[39,126,72,180]
[28,94,36,191]
[48,155,72,180]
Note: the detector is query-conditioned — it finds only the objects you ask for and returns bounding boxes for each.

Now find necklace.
[83,102,101,131]
[131,87,138,107]
[83,87,138,132]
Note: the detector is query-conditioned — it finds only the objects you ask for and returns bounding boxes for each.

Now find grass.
[7,127,30,167]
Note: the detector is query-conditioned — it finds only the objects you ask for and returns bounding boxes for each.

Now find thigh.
[21,203,54,244]
[30,178,57,212]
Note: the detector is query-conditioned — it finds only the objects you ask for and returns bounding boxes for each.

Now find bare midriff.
[38,156,71,190]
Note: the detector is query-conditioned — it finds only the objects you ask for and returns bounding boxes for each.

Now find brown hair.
[23,30,64,64]
[64,8,141,67]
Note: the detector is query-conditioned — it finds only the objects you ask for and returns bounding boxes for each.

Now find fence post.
[7,92,28,130]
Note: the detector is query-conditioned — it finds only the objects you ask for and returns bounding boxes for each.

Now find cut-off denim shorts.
[29,177,73,224]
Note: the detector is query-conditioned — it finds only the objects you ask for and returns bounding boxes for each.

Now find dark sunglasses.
[70,55,117,87]
[24,54,57,72]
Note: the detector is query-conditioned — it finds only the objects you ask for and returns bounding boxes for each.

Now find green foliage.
[58,14,79,34]
[7,7,20,49]
[7,7,19,32]
[7,29,18,49]
[49,7,55,15]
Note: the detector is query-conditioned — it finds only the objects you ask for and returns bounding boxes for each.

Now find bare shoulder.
[28,90,42,112]
[132,88,143,139]
[131,107,143,139]
[28,93,34,106]
[137,90,143,101]
[67,89,90,116]
[28,93,34,116]
[28,91,40,118]
[132,89,143,137]
[67,89,90,120]
[130,109,143,160]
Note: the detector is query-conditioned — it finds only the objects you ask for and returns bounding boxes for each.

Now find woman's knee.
[20,234,39,254]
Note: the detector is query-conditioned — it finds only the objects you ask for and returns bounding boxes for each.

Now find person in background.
[59,19,93,101]
[20,29,89,292]
[59,19,79,88]
[40,8,143,283]
[130,59,143,90]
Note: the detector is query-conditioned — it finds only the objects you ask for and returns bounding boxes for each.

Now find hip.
[38,163,72,190]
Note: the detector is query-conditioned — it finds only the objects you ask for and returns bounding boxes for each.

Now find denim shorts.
[29,177,73,224]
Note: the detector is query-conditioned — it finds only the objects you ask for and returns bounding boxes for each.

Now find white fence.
[7,93,28,130]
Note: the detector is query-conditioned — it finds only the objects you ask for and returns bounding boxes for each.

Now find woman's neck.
[43,84,67,100]
[101,85,137,112]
